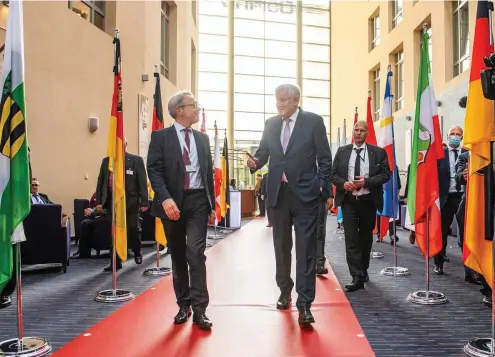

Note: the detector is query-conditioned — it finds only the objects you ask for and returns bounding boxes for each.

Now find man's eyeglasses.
[178,102,201,110]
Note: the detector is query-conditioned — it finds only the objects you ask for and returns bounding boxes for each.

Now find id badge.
[126,169,134,175]
[185,165,196,173]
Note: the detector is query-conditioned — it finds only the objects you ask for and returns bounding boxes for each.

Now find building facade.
[331,0,480,172]
[2,1,198,214]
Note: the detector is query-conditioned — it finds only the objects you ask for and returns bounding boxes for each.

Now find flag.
[151,71,167,246]
[0,0,30,292]
[407,30,444,258]
[462,0,495,287]
[351,108,358,143]
[376,70,399,240]
[107,34,127,261]
[366,92,377,146]
[200,108,206,133]
[220,132,229,222]
[213,121,222,223]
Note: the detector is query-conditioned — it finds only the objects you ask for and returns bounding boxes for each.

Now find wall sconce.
[405,116,412,121]
[3,1,9,7]
[436,100,442,107]
[88,117,99,133]
[141,74,149,82]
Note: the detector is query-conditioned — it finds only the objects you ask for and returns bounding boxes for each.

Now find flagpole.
[143,64,171,277]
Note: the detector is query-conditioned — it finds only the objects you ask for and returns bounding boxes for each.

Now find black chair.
[22,204,70,273]
[73,199,90,244]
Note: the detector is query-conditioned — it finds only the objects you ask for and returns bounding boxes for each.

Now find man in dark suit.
[434,125,465,274]
[147,91,215,330]
[330,120,390,292]
[96,139,149,271]
[255,174,265,216]
[246,84,332,325]
[261,172,272,227]
[30,178,53,204]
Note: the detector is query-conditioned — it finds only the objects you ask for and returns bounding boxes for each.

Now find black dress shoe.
[363,271,369,282]
[193,313,212,330]
[345,278,364,292]
[433,265,443,275]
[103,263,122,272]
[134,255,143,264]
[316,264,328,275]
[0,296,12,309]
[276,292,291,310]
[298,307,315,325]
[483,296,492,307]
[174,307,192,324]
[465,274,482,285]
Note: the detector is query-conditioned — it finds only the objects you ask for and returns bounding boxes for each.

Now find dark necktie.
[453,149,460,192]
[182,128,191,189]
[354,148,362,179]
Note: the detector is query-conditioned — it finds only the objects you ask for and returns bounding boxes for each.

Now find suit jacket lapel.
[192,130,205,171]
[170,127,185,170]
[342,146,352,180]
[368,145,375,172]
[285,110,304,154]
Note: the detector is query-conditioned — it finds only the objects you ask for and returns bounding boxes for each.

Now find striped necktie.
[282,118,291,153]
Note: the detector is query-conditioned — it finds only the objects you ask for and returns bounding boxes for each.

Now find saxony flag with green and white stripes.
[0,0,30,292]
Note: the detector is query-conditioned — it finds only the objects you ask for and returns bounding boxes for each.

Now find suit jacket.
[261,173,268,196]
[250,109,333,208]
[96,153,149,209]
[146,126,215,219]
[330,144,390,212]
[438,147,467,206]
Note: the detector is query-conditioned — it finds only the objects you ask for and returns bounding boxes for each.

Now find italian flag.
[407,30,444,258]
[0,0,30,292]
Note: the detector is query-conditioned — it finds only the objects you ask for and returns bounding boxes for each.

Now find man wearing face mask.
[434,126,466,275]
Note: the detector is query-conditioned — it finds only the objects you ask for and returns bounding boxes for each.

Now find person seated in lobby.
[30,178,53,204]
[229,178,236,190]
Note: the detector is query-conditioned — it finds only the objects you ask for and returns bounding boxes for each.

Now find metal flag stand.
[143,241,171,277]
[0,244,52,356]
[381,165,409,276]
[407,208,447,305]
[208,224,224,240]
[95,29,134,303]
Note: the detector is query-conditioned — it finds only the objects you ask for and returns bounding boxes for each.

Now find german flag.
[107,34,127,261]
[462,0,495,287]
[151,71,167,247]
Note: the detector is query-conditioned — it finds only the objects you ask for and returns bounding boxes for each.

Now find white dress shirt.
[280,108,299,144]
[448,147,463,193]
[174,122,203,189]
[348,143,370,196]
[31,194,44,204]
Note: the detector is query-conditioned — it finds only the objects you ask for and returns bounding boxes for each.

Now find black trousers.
[342,195,376,280]
[257,195,266,216]
[434,192,462,266]
[1,246,16,298]
[113,200,142,264]
[162,190,209,313]
[272,183,318,309]
[79,216,111,257]
[316,198,328,265]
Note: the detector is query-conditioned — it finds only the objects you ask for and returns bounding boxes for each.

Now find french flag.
[376,69,399,239]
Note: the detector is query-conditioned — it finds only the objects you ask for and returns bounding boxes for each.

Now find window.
[302,26,330,45]
[234,93,265,112]
[265,40,297,60]
[302,79,330,98]
[392,0,403,28]
[395,50,404,111]
[234,130,264,142]
[427,28,433,74]
[234,19,264,38]
[198,53,229,73]
[234,112,265,131]
[198,0,228,17]
[198,72,228,92]
[373,69,380,121]
[302,61,330,80]
[234,56,265,75]
[302,6,330,27]
[265,77,297,94]
[199,15,229,35]
[303,97,330,116]
[264,95,276,112]
[201,110,228,131]
[234,75,265,94]
[234,37,265,57]
[198,91,228,111]
[302,43,330,62]
[265,22,297,41]
[198,34,228,54]
[68,0,105,31]
[160,2,170,78]
[371,15,380,49]
[191,41,197,94]
[264,59,297,77]
[453,0,469,76]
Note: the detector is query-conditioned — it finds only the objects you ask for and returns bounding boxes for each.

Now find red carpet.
[52,220,374,357]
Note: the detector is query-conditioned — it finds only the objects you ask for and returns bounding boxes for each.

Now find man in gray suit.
[247,84,332,326]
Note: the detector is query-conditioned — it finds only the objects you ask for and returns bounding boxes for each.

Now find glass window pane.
[265,22,296,41]
[265,94,277,112]
[303,26,330,45]
[235,56,265,75]
[302,79,329,98]
[198,91,228,111]
[234,93,265,112]
[321,115,330,134]
[302,7,330,27]
[234,37,264,57]
[302,1,330,10]
[234,19,264,38]
[303,97,330,116]
[199,0,228,17]
[302,43,329,62]
[264,3,297,23]
[202,110,228,131]
[265,59,297,77]
[198,72,229,92]
[199,34,228,54]
[234,2,265,21]
[265,112,279,120]
[234,74,265,94]
[459,4,469,58]
[93,11,104,30]
[234,130,264,141]
[234,112,265,131]
[265,77,297,94]
[453,10,459,61]
[265,40,297,60]
[94,1,105,12]
[198,53,228,73]
[303,61,330,80]
[199,15,228,35]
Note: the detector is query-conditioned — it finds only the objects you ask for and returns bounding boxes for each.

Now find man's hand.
[140,206,148,212]
[246,152,258,170]
[404,198,408,204]
[344,181,357,191]
[84,208,93,216]
[261,195,264,200]
[353,176,365,189]
[326,198,334,209]
[463,169,468,181]
[162,199,180,220]
[208,212,216,226]
[95,205,104,214]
